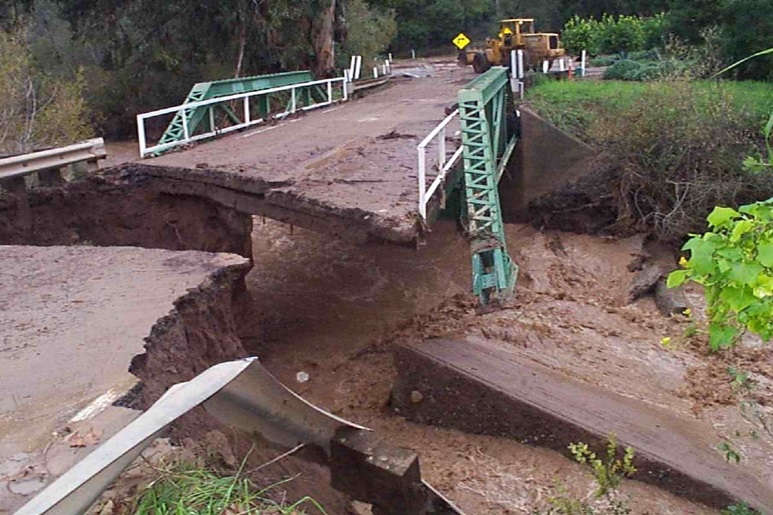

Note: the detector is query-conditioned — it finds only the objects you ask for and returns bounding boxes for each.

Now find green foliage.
[717,441,742,464]
[665,0,725,44]
[640,13,665,49]
[569,435,636,498]
[562,15,601,55]
[723,503,760,515]
[132,460,325,514]
[597,14,644,56]
[0,26,92,153]
[668,200,773,349]
[339,0,397,68]
[562,14,665,57]
[720,0,773,81]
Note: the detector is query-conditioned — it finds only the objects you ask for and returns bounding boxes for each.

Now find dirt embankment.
[0,170,253,258]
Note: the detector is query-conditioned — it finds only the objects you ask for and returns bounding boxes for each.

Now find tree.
[665,0,724,44]
[0,27,91,154]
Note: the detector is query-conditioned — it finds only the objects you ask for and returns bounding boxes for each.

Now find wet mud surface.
[245,218,773,514]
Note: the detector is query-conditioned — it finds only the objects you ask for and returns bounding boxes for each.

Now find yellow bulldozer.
[459,18,565,73]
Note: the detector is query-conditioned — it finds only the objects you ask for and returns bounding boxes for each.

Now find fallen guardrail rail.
[0,138,106,183]
[17,358,463,515]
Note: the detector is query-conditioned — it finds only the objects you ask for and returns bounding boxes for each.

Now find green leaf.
[758,242,773,268]
[730,220,754,242]
[729,262,763,286]
[720,286,757,311]
[752,274,773,298]
[707,207,741,228]
[684,238,718,275]
[709,323,739,350]
[667,269,689,288]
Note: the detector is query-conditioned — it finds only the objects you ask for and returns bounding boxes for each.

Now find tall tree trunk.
[312,0,336,77]
[235,20,247,78]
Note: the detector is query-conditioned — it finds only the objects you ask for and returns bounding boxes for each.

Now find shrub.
[597,14,645,57]
[602,59,649,80]
[641,13,666,50]
[562,15,600,56]
[0,28,92,154]
[589,55,620,67]
[668,200,773,349]
[591,82,773,241]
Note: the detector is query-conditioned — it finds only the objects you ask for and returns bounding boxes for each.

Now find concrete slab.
[135,62,475,244]
[392,338,773,511]
[0,244,249,508]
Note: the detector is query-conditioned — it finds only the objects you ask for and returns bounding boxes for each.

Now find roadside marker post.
[581,50,587,77]
[542,60,549,74]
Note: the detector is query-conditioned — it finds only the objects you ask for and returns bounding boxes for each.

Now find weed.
[131,457,325,515]
[723,502,761,514]
[718,441,742,464]
[540,436,635,514]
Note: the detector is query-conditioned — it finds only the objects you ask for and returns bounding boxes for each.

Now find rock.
[409,390,423,404]
[655,279,688,316]
[628,263,664,302]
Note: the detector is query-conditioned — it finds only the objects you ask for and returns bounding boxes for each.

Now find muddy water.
[244,219,725,514]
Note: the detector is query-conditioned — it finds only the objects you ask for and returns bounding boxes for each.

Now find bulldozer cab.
[498,18,535,47]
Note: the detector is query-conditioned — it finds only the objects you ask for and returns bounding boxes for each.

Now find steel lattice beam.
[458,67,518,305]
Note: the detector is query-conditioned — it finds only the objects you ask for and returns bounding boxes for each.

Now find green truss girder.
[458,67,518,305]
[155,70,325,153]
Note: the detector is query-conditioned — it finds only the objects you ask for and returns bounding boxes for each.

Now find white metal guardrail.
[0,138,106,181]
[137,77,348,158]
[417,110,463,221]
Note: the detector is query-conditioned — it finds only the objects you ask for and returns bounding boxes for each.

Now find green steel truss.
[156,70,326,153]
[458,67,518,305]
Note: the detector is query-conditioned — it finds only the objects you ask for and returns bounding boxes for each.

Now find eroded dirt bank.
[0,170,253,258]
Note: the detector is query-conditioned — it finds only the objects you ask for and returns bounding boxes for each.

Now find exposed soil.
[0,171,253,258]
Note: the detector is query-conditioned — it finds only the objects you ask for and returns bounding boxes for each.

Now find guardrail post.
[291,88,297,113]
[327,80,333,103]
[209,107,216,131]
[244,96,251,124]
[39,168,65,186]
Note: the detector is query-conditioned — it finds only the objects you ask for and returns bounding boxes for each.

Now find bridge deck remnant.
[139,62,475,244]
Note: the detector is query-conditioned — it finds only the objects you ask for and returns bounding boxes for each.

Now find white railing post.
[181,109,190,141]
[137,115,147,157]
[291,87,297,114]
[327,80,333,103]
[244,96,250,124]
[417,148,427,220]
[438,127,446,170]
[373,67,378,78]
[542,60,549,74]
[209,107,215,131]
[342,78,349,102]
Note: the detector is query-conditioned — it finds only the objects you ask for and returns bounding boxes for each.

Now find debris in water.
[296,371,310,383]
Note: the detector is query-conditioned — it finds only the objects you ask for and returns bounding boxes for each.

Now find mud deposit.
[245,219,773,514]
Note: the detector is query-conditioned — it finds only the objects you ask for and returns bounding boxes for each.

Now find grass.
[526,79,773,143]
[131,460,326,515]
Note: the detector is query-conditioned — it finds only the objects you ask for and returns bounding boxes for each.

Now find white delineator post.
[411,49,416,59]
[542,60,549,74]
[581,50,587,77]
[348,56,357,82]
[353,56,362,80]
[559,58,566,72]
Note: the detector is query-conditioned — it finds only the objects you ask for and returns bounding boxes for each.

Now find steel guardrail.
[0,139,106,181]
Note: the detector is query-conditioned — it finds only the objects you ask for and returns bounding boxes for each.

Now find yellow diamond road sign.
[452,33,471,50]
